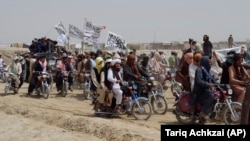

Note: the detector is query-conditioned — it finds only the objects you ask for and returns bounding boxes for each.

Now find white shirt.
[9,62,22,75]
[17,62,22,75]
[107,68,122,89]
[189,63,198,91]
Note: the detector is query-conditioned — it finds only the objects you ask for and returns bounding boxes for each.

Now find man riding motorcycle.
[123,54,150,95]
[27,54,51,96]
[123,54,150,81]
[75,54,85,85]
[55,53,74,93]
[8,56,22,94]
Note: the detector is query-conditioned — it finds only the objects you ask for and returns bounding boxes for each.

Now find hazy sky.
[1,0,250,44]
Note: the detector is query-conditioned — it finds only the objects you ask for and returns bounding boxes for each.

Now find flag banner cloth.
[83,18,106,44]
[56,34,68,47]
[215,46,241,61]
[105,31,127,50]
[84,37,98,44]
[54,22,66,35]
[69,24,84,40]
[84,19,105,38]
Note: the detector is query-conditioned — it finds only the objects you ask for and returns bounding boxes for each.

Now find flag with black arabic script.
[69,24,84,40]
[105,31,127,50]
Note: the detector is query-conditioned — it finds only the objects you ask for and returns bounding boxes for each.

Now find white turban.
[111,58,121,66]
[105,58,112,64]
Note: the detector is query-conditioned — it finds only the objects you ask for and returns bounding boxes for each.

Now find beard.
[114,67,120,72]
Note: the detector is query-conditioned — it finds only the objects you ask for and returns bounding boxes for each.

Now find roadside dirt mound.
[0,47,29,65]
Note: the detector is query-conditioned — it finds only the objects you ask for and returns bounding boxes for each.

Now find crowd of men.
[1,33,250,124]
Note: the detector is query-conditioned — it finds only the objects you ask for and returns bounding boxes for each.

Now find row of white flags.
[54,20,127,50]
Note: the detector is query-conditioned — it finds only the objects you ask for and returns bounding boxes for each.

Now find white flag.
[105,31,127,50]
[84,36,99,45]
[69,24,84,40]
[215,46,241,62]
[84,18,106,38]
[55,22,66,35]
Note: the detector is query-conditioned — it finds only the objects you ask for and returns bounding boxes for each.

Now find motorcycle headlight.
[152,80,158,86]
[7,77,12,81]
[171,73,175,77]
[133,84,138,90]
[64,72,69,77]
[228,89,233,95]
[84,73,90,77]
[149,77,155,81]
[42,75,47,78]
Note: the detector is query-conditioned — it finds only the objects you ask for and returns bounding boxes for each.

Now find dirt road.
[0,81,178,141]
[0,46,179,141]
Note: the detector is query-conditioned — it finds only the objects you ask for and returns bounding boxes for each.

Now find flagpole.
[67,24,70,52]
[82,18,86,54]
[45,26,54,37]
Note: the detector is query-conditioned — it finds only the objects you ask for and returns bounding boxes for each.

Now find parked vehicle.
[173,84,242,125]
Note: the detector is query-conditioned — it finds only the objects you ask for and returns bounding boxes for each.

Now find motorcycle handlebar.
[243,81,250,87]
[33,71,49,75]
[214,84,231,89]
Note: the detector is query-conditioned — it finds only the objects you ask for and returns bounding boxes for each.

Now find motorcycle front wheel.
[42,85,50,99]
[4,85,9,95]
[2,73,7,83]
[151,95,168,115]
[223,102,242,125]
[62,82,68,97]
[175,107,196,125]
[155,82,163,93]
[171,83,183,95]
[83,83,91,99]
[132,99,152,120]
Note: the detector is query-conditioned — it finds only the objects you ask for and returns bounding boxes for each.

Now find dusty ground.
[0,47,179,141]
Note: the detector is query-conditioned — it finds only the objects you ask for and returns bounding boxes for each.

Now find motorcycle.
[83,72,91,99]
[139,76,168,115]
[72,69,83,89]
[0,67,7,83]
[93,81,152,120]
[150,72,165,92]
[61,71,70,97]
[173,84,242,125]
[4,72,18,94]
[34,71,50,99]
[166,70,183,95]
